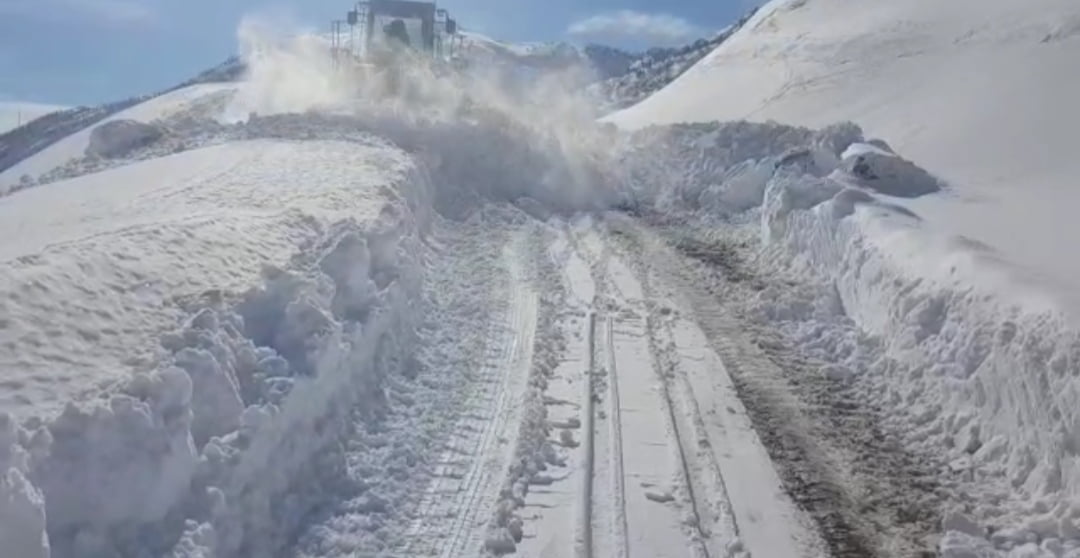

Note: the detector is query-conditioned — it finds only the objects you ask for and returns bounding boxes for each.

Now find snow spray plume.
[223,17,624,213]
[373,58,624,212]
[225,15,360,121]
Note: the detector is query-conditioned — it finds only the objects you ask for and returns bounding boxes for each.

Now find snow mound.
[615,120,861,214]
[85,120,165,159]
[838,142,942,198]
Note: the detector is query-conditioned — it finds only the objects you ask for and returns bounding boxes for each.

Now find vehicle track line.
[577,309,596,558]
[643,312,712,558]
[603,315,630,558]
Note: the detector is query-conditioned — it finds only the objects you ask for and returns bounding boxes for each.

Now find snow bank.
[614,120,861,214]
[0,128,438,556]
[744,145,1080,554]
[760,189,1080,553]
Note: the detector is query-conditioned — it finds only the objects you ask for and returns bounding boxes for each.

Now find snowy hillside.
[0,103,67,134]
[591,9,757,110]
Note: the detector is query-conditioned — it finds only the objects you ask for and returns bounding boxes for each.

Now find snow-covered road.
[293,213,837,558]
[6,11,1080,555]
[341,210,960,558]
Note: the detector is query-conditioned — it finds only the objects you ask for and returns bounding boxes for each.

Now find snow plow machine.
[329,0,463,97]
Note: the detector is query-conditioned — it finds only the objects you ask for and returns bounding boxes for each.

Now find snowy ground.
[3,6,1080,558]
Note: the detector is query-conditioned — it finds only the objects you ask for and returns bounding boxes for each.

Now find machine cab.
[346,0,458,59]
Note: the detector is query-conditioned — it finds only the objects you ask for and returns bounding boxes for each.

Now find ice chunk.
[840,143,942,198]
[318,232,377,320]
[38,378,197,537]
[174,348,244,448]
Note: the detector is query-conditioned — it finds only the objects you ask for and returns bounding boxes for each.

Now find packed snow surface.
[610,0,1080,309]
[0,102,68,134]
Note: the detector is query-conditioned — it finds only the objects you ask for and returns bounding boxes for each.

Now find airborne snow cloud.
[567,11,701,46]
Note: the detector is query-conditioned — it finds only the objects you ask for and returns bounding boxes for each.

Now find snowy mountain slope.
[0,84,237,194]
[609,0,1080,309]
[591,9,757,110]
[0,103,67,134]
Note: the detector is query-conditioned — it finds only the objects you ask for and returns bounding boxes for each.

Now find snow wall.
[0,158,432,557]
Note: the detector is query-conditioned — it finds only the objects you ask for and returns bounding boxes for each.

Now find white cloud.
[567,10,701,45]
[0,0,155,26]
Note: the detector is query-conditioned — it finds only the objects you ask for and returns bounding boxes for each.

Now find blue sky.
[0,0,751,107]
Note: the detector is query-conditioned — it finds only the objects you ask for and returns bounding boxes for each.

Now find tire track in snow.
[577,309,596,558]
[403,229,539,557]
[510,223,614,558]
[615,216,940,557]
[587,224,701,558]
[606,218,830,558]
[600,315,630,558]
[570,223,629,558]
